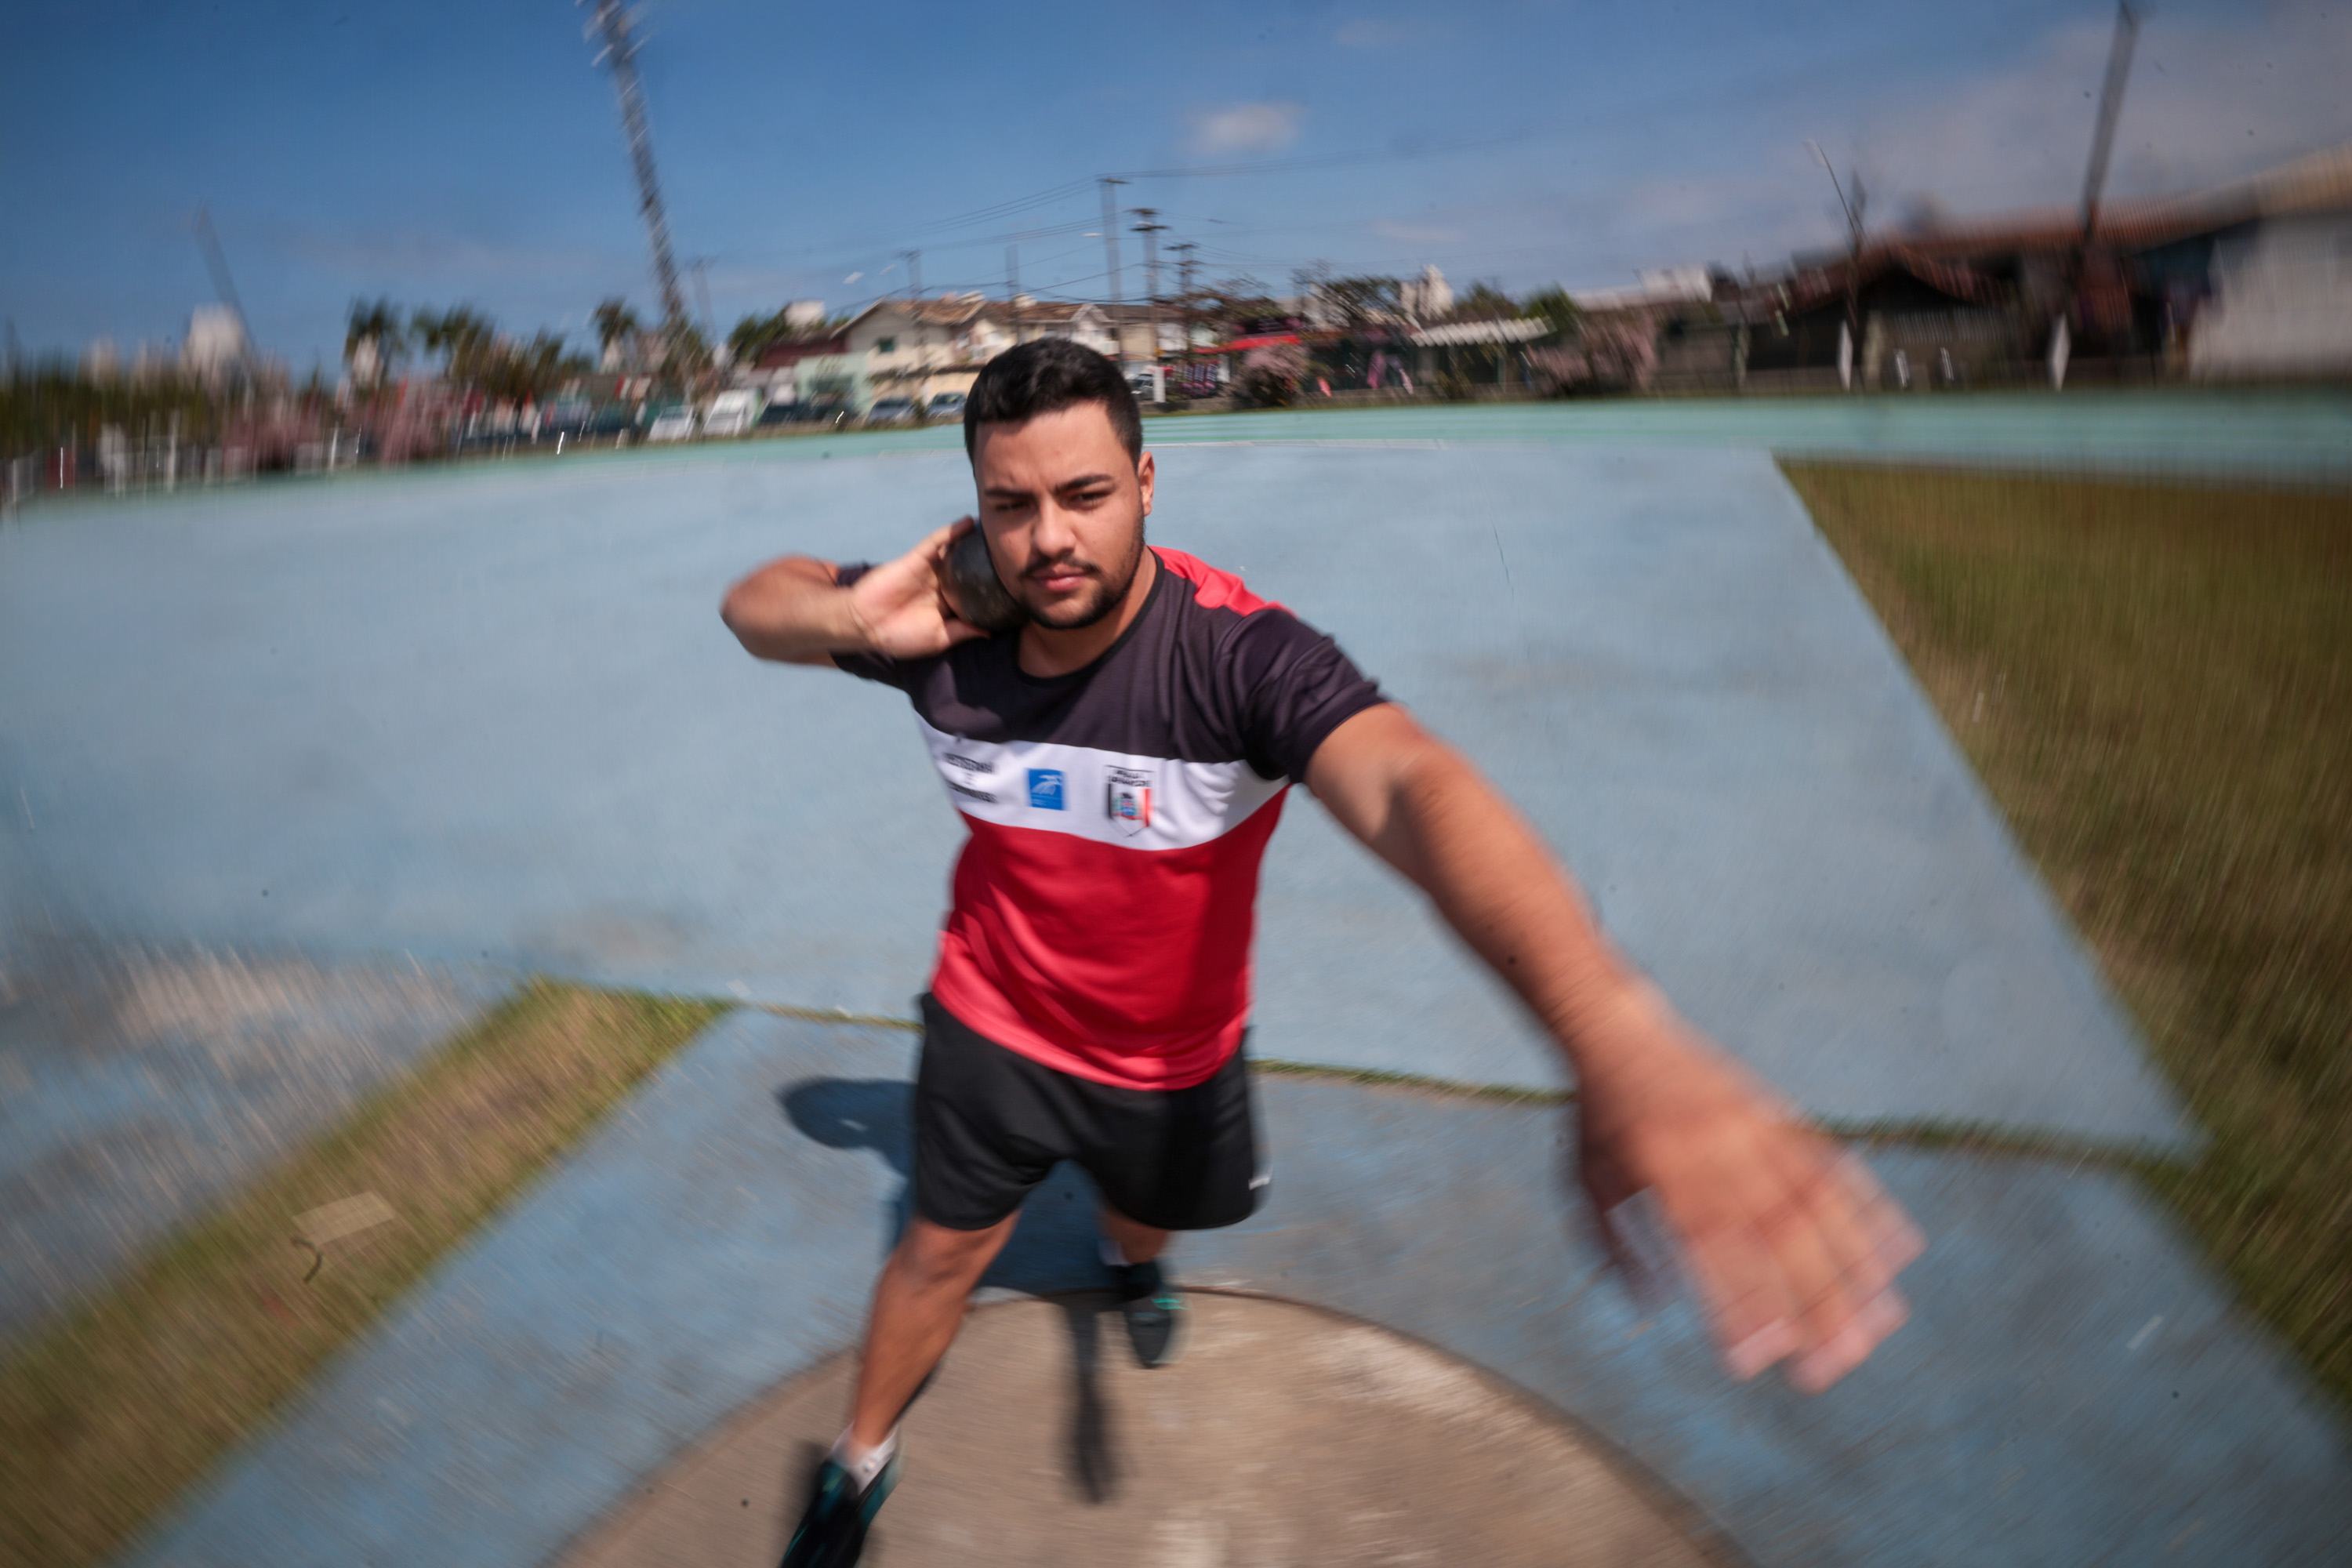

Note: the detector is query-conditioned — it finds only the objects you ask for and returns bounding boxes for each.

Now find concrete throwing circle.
[561,1293,1733,1567]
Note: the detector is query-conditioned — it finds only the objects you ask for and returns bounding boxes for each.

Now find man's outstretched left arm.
[1304,703,1922,1392]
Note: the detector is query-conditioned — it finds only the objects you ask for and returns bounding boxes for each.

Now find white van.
[1124,365,1166,405]
[703,389,764,438]
[644,403,698,442]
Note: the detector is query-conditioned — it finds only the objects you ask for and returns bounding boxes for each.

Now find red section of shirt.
[1152,546,1284,617]
[930,793,1289,1090]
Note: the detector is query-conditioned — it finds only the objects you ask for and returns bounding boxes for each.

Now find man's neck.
[1018,547,1158,678]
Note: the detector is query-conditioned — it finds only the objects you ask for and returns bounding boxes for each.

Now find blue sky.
[4,0,2345,371]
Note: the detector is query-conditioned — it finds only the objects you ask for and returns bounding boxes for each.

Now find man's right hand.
[721,519,993,666]
[844,518,996,659]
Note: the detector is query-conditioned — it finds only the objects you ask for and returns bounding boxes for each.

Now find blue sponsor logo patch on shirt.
[1026,768,1066,810]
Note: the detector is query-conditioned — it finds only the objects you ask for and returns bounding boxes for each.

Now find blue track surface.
[124,1013,2352,1568]
[7,400,2343,1565]
[0,441,2187,1145]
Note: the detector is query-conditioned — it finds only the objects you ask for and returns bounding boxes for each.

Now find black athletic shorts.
[913,993,1265,1233]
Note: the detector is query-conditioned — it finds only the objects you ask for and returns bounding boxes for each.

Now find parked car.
[757,401,841,427]
[645,403,697,442]
[703,389,764,438]
[924,391,966,422]
[864,396,917,426]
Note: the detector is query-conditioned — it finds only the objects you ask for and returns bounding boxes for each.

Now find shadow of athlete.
[726,340,1923,1568]
[780,1076,1123,1501]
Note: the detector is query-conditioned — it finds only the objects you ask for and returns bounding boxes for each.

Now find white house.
[840,296,1118,408]
[2187,143,2352,381]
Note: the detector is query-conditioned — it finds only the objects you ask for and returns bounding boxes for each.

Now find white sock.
[1099,1237,1131,1269]
[830,1425,897,1490]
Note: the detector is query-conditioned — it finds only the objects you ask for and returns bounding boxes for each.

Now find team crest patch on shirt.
[1105,767,1154,836]
[1026,768,1066,810]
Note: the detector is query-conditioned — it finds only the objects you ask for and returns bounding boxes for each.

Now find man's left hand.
[1573,993,1924,1392]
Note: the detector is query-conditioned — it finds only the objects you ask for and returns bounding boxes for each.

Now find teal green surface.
[506,387,2352,482]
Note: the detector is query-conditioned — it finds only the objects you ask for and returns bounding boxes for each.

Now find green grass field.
[1783,459,2352,1409]
[0,981,724,1568]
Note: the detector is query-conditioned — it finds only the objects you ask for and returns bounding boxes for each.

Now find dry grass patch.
[0,978,725,1568]
[1781,459,2352,1406]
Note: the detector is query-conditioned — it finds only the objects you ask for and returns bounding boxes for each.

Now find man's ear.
[1136,449,1156,517]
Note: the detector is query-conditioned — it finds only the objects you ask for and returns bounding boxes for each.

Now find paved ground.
[561,1294,1726,1568]
[5,401,2348,1564]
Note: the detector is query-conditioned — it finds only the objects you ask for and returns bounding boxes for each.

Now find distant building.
[1096,302,1184,362]
[832,295,1117,410]
[2181,143,2352,380]
[1399,264,1452,323]
[1733,139,2352,388]
[182,306,247,383]
[1569,265,1717,314]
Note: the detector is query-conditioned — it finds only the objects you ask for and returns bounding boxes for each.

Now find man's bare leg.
[1098,1204,1168,1265]
[1098,1204,1185,1367]
[847,1214,1018,1447]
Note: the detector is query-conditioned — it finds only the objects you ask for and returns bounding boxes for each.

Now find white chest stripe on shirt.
[917,717,1287,852]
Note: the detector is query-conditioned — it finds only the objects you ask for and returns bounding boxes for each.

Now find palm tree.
[591,298,641,369]
[344,298,407,386]
[412,306,497,387]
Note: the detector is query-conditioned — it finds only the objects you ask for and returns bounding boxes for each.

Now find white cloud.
[1521,1,2352,289]
[1189,101,1304,157]
[1844,3,2352,220]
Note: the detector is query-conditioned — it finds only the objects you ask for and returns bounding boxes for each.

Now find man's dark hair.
[963,338,1142,464]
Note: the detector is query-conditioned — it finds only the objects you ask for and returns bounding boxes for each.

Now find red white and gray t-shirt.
[836,546,1385,1091]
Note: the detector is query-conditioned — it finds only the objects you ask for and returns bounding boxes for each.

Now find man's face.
[971,401,1154,631]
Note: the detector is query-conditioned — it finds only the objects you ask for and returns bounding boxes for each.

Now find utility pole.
[1170,240,1199,360]
[900,249,926,389]
[583,0,688,337]
[1806,141,1867,375]
[1006,245,1022,345]
[191,204,252,348]
[2079,1,2140,243]
[1131,208,1167,365]
[2053,0,2139,381]
[1098,177,1127,360]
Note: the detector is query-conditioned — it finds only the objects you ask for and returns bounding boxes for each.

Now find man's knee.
[894,1215,1011,1292]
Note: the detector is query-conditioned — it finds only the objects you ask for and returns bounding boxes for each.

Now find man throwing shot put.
[722,340,1922,1567]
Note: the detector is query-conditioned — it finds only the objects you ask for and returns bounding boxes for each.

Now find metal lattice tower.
[583,0,688,333]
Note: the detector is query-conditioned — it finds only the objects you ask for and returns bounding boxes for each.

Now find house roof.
[1806,140,2352,277]
[751,332,849,369]
[976,299,1099,327]
[1409,318,1555,347]
[1779,243,2008,316]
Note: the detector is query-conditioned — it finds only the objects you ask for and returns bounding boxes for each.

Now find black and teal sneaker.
[1109,1257,1190,1369]
[778,1451,899,1568]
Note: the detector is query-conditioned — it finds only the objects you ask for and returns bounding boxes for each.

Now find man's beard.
[1018,524,1147,631]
